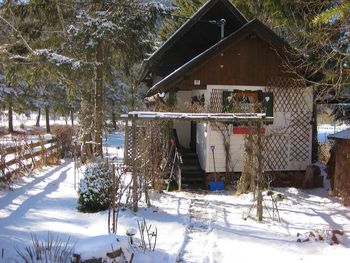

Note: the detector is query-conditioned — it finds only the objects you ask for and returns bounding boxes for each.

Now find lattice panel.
[210,89,223,113]
[264,135,289,170]
[125,125,146,166]
[290,111,311,162]
[267,77,308,112]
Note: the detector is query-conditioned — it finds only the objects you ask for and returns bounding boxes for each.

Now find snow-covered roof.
[121,111,273,123]
[328,128,350,140]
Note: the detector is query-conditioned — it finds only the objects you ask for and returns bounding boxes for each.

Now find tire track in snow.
[177,192,217,263]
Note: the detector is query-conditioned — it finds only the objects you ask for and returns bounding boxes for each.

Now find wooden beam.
[120,111,273,124]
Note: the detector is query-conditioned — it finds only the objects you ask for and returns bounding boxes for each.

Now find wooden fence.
[0,138,59,182]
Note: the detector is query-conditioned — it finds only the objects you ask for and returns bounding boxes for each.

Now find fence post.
[112,164,116,233]
[131,118,138,212]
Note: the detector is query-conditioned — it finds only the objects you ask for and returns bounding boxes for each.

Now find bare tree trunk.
[144,184,151,207]
[35,108,41,127]
[81,91,93,159]
[8,97,14,133]
[94,39,104,157]
[45,106,51,133]
[112,111,117,130]
[70,109,74,126]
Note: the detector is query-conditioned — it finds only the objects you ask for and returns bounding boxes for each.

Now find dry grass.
[318,142,332,164]
[15,232,74,263]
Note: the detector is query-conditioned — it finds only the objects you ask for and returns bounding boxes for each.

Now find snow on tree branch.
[33,49,82,69]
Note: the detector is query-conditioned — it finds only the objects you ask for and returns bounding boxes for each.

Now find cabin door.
[190,121,197,152]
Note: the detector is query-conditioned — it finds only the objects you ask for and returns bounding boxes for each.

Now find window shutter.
[264,92,274,117]
[222,90,233,112]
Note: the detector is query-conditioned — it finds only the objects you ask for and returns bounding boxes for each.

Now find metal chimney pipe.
[208,18,226,40]
[219,19,226,39]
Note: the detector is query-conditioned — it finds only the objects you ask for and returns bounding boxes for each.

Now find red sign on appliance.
[232,127,265,135]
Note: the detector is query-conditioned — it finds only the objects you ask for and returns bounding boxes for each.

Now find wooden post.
[112,164,116,233]
[256,121,263,221]
[45,106,51,133]
[35,108,41,127]
[131,118,138,212]
[124,120,129,165]
[8,97,13,133]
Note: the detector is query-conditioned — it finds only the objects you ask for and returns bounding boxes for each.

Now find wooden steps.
[180,150,205,189]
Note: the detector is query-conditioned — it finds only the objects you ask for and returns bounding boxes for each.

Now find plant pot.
[209,180,224,191]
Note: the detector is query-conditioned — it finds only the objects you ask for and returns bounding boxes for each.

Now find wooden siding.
[174,33,288,91]
[207,127,245,173]
[334,140,350,198]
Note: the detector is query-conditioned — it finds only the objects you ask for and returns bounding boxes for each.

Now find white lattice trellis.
[210,89,223,113]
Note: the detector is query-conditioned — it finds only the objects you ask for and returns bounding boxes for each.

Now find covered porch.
[121,111,272,190]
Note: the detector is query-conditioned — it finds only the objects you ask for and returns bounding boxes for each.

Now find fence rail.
[0,138,58,181]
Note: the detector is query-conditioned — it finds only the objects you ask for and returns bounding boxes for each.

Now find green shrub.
[78,162,112,212]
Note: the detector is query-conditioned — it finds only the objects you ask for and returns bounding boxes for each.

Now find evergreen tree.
[159,0,292,40]
[0,0,164,157]
[65,0,162,157]
[160,0,206,40]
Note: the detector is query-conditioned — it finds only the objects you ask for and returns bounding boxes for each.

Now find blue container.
[209,180,224,191]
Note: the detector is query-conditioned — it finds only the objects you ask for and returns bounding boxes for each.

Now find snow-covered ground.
[0,113,71,147]
[0,134,54,148]
[103,132,125,161]
[0,128,349,262]
[0,160,189,262]
[0,112,77,129]
[0,159,349,262]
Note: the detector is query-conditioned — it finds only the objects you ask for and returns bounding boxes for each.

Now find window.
[223,90,261,113]
[223,90,273,116]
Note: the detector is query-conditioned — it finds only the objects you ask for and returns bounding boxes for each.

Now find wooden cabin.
[328,128,350,204]
[140,0,317,187]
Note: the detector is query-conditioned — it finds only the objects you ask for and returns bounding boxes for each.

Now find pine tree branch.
[55,0,68,38]
[0,15,34,54]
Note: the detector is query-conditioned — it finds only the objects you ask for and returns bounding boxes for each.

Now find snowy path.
[177,192,221,263]
[176,189,350,263]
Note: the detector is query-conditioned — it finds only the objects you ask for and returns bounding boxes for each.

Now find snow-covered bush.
[78,162,113,212]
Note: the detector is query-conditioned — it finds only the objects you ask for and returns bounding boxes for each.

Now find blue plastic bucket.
[209,180,224,191]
